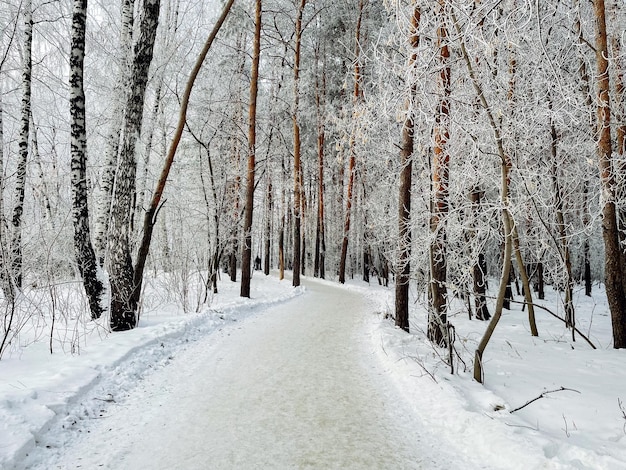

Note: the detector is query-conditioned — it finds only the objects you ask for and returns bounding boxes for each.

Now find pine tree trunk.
[108,0,160,332]
[11,0,32,289]
[593,0,626,348]
[240,0,262,298]
[574,2,594,298]
[70,0,105,320]
[428,3,450,346]
[395,3,420,333]
[313,39,326,279]
[338,0,364,285]
[291,0,306,288]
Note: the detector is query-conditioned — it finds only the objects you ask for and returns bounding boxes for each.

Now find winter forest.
[1,0,626,467]
[1,0,625,350]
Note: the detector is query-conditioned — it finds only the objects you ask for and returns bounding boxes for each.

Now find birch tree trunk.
[395,2,420,333]
[94,0,135,264]
[240,0,261,297]
[70,0,105,320]
[0,90,14,301]
[11,0,32,289]
[108,0,160,331]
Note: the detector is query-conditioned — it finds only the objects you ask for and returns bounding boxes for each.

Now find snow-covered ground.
[1,272,625,469]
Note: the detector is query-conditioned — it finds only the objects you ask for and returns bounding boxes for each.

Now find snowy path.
[26,278,468,469]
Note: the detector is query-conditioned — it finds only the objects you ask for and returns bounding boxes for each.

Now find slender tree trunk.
[549,104,575,334]
[451,7,516,381]
[240,0,261,297]
[108,0,160,332]
[195,134,221,296]
[264,181,272,275]
[475,169,513,383]
[593,0,626,348]
[133,0,236,302]
[470,188,490,320]
[0,90,14,301]
[313,38,326,279]
[70,0,105,320]
[574,1,595,298]
[338,0,364,284]
[11,0,32,289]
[291,0,306,287]
[395,3,420,333]
[428,1,450,346]
[30,119,54,223]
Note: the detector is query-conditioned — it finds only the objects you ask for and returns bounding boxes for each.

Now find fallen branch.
[484,295,596,349]
[510,386,580,413]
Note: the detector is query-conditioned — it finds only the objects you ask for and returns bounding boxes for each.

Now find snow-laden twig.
[510,387,581,413]
[617,398,626,434]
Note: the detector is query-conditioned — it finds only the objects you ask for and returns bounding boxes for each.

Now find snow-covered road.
[24,278,470,469]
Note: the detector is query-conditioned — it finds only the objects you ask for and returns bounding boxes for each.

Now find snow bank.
[0,273,301,469]
[356,279,626,470]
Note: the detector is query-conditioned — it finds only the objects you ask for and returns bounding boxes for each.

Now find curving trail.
[29,278,465,469]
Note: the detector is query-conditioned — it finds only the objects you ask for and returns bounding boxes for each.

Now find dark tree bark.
[549,100,574,334]
[292,0,306,287]
[395,3,420,333]
[338,0,364,284]
[240,0,262,297]
[69,0,105,320]
[108,0,161,331]
[428,2,450,346]
[313,36,326,279]
[470,188,490,321]
[264,181,272,276]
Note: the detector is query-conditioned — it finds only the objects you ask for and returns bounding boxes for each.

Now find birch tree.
[108,0,161,331]
[11,0,33,289]
[70,0,104,320]
[94,0,135,264]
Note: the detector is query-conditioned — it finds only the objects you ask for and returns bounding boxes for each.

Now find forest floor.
[2,273,625,469]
